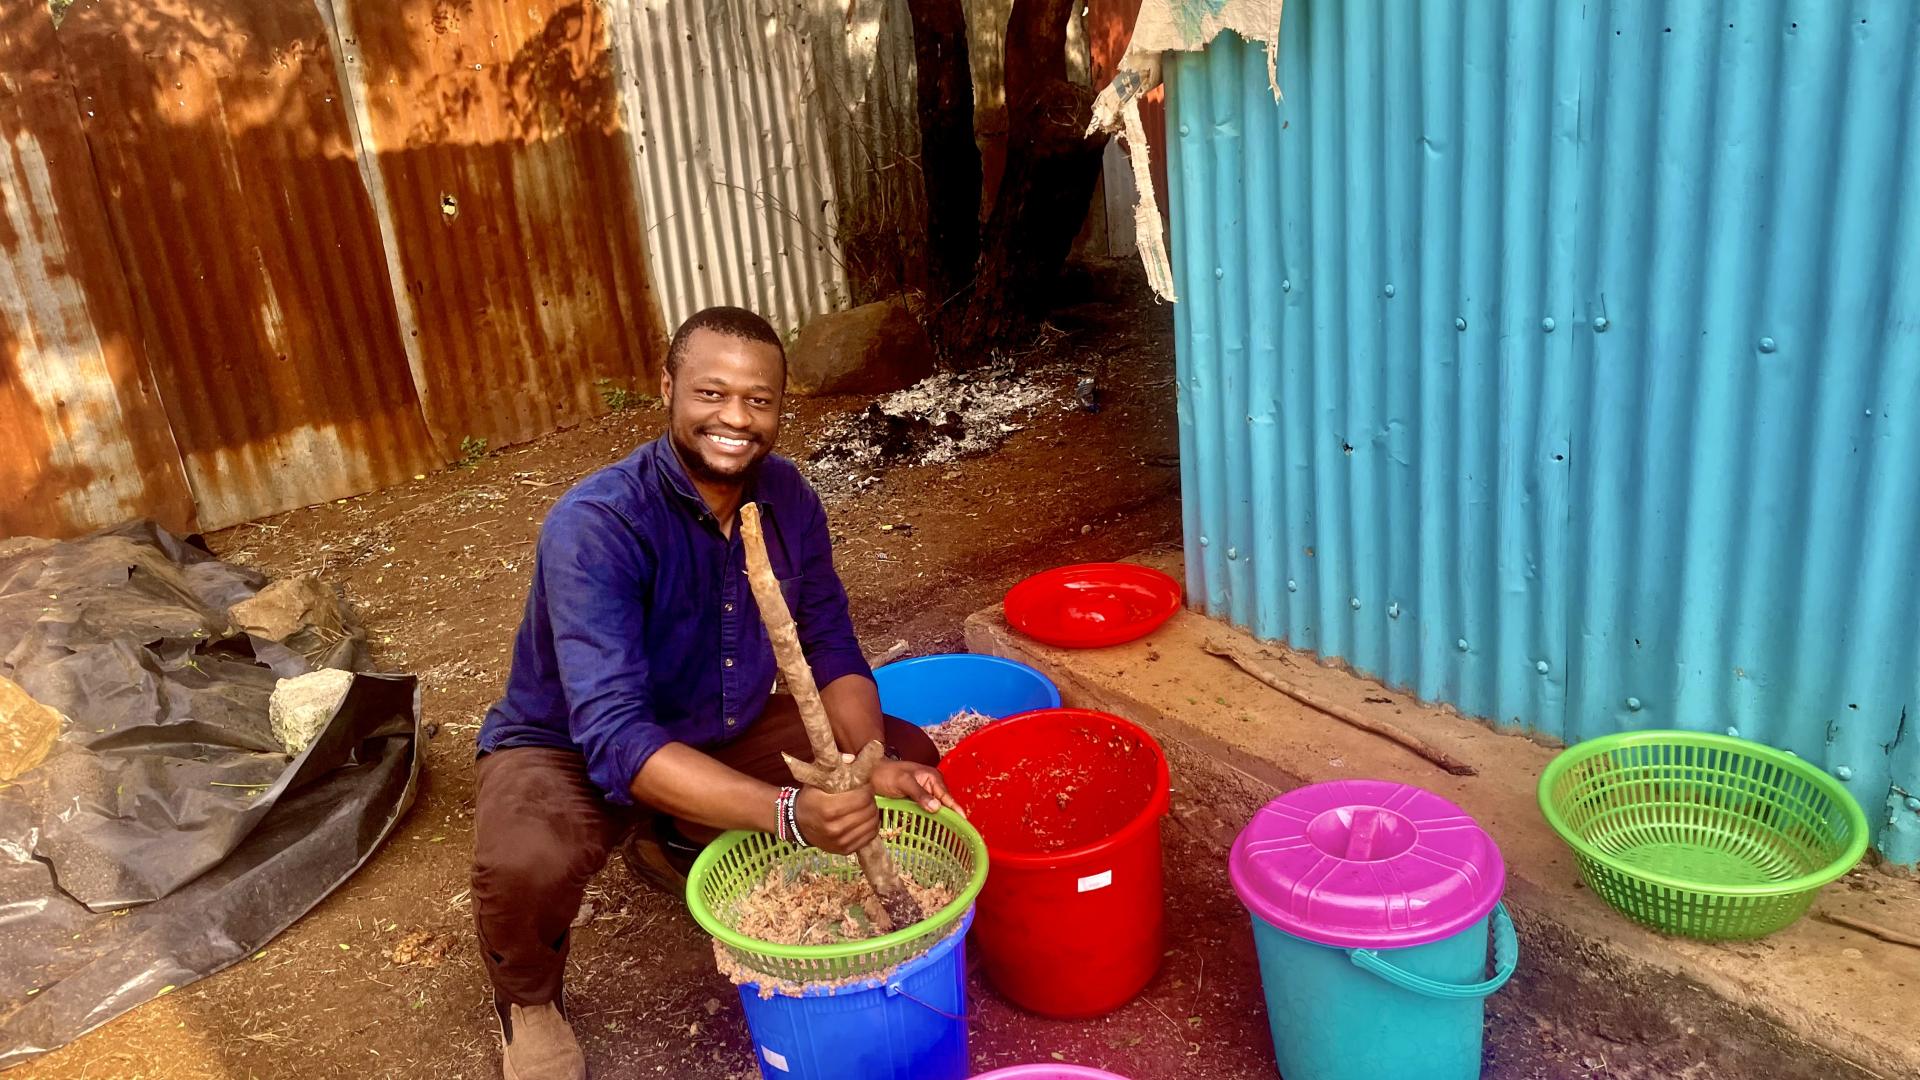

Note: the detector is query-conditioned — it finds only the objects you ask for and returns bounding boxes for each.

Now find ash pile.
[805,362,1075,494]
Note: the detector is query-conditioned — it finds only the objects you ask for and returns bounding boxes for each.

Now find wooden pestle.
[738,503,924,930]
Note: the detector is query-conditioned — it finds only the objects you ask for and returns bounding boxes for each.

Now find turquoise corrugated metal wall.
[1165,1,1920,863]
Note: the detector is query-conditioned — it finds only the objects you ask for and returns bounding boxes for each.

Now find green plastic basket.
[1539,730,1870,941]
[686,798,988,986]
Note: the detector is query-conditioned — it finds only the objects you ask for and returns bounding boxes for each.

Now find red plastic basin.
[941,708,1171,1018]
[1003,563,1182,649]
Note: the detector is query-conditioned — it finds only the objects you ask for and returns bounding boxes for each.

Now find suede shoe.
[497,998,585,1080]
[618,815,698,897]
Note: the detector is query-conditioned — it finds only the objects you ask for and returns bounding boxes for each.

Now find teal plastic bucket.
[1247,903,1517,1080]
[1230,781,1516,1080]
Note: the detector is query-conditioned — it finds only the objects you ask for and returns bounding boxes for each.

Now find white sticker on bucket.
[761,1047,790,1073]
[1077,869,1114,893]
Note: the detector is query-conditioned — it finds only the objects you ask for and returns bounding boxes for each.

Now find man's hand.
[870,759,965,817]
[794,784,880,855]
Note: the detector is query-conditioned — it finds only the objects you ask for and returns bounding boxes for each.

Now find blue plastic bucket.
[873,654,1061,727]
[1246,903,1517,1080]
[738,909,975,1080]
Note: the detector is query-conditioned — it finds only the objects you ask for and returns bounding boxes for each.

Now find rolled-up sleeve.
[540,501,666,804]
[789,490,871,689]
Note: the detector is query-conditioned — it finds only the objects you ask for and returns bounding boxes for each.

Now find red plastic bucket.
[940,708,1171,1018]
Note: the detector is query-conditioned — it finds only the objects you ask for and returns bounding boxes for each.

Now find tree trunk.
[951,0,1109,355]
[905,0,980,311]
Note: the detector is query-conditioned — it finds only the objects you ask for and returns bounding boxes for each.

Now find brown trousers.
[471,696,938,1005]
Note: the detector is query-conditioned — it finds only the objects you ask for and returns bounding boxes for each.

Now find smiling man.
[470,306,957,1080]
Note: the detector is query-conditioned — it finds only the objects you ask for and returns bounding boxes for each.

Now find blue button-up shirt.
[478,436,871,804]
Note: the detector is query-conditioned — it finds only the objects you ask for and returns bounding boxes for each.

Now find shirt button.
[724,657,734,668]
[724,602,734,612]
[726,716,737,726]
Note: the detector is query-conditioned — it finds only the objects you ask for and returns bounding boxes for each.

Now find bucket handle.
[1345,902,1518,1001]
[885,981,970,1022]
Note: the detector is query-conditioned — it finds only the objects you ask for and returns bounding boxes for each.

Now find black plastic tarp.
[0,523,418,1068]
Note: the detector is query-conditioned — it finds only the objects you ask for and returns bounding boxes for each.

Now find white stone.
[268,668,355,756]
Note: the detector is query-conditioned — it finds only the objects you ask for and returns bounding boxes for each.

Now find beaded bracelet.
[774,786,798,844]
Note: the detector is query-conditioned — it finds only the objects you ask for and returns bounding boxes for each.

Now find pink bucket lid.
[975,1060,1121,1068]
[1229,779,1506,949]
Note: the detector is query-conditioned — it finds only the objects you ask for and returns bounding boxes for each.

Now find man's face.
[661,328,784,486]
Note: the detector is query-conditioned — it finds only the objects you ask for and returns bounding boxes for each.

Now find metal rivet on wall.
[1726,726,1740,737]
[1835,765,1853,781]
[1456,638,1469,652]
[1287,579,1298,592]
[1907,797,1920,812]
[1758,336,1777,353]
[1626,696,1643,711]
[1281,279,1292,292]
[1198,536,1210,547]
[1455,317,1467,331]
[1179,123,1191,136]
[1535,660,1550,674]
[1350,597,1362,610]
[1383,284,1396,298]
[1388,602,1401,619]
[1226,547,1238,560]
[1214,267,1225,279]
[1541,317,1556,333]
[1592,316,1609,333]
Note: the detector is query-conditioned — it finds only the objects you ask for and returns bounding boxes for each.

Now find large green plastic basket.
[1539,730,1869,941]
[686,798,988,986]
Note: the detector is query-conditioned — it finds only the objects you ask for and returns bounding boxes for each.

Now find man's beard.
[670,426,766,485]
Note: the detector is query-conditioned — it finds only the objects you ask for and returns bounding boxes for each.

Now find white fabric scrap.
[1121,100,1177,301]
[1129,0,1286,91]
[1085,0,1288,300]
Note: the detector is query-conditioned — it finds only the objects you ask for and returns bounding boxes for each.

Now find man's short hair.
[666,306,785,376]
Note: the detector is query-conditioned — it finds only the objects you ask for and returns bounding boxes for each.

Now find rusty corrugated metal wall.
[5,0,670,536]
[5,0,1099,538]
[52,0,442,530]
[336,0,666,454]
[5,0,905,538]
[0,6,194,538]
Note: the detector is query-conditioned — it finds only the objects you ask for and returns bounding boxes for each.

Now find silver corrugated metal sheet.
[1166,2,1920,862]
[615,0,851,338]
[788,0,925,302]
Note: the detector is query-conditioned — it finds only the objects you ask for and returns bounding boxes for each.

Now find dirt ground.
[10,263,1874,1080]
